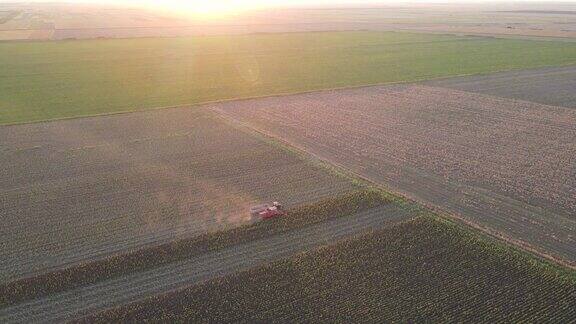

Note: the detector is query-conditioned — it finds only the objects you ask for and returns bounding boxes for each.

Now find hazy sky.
[2,0,571,4]
[2,0,573,17]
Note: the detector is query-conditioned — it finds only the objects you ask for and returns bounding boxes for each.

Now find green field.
[85,217,576,323]
[2,31,576,124]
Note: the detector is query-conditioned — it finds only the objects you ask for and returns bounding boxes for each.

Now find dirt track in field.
[0,204,414,323]
[424,65,576,108]
[213,84,576,265]
[0,109,355,282]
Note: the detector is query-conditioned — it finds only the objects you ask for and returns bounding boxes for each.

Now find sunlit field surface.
[1,31,576,124]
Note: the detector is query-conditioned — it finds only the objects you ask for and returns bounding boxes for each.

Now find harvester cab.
[250,201,285,220]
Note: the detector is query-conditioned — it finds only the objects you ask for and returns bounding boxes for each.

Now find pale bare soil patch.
[213,84,576,264]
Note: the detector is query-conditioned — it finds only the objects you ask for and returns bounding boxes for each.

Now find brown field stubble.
[0,108,356,282]
[0,190,388,307]
[213,84,576,264]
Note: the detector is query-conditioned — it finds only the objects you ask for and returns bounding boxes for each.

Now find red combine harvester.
[250,202,285,220]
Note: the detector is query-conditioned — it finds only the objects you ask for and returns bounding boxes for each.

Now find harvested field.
[403,23,576,40]
[425,65,576,108]
[0,30,34,41]
[0,11,19,25]
[81,217,576,323]
[0,200,414,323]
[213,84,576,264]
[0,108,356,282]
[0,190,391,307]
[3,3,576,41]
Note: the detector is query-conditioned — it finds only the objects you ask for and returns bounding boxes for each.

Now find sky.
[2,0,573,18]
[3,0,570,5]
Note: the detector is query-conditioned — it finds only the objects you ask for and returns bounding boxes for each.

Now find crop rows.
[0,190,390,307]
[0,108,356,282]
[0,196,413,323]
[81,217,576,323]
[213,84,576,264]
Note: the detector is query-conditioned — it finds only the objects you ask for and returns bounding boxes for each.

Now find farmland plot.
[0,11,19,25]
[82,218,576,323]
[0,190,396,307]
[213,84,576,264]
[0,108,356,282]
[0,198,413,323]
[425,65,576,108]
[2,31,576,125]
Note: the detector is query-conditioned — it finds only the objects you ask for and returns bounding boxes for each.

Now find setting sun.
[149,0,264,19]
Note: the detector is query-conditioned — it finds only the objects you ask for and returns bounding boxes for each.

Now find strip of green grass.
[0,190,391,308]
[2,31,576,124]
[82,217,576,323]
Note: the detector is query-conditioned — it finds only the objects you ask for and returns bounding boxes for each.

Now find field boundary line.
[390,27,576,43]
[2,62,576,127]
[2,28,576,44]
[212,109,576,272]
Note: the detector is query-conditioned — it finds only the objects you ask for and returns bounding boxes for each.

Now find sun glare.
[151,0,262,19]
